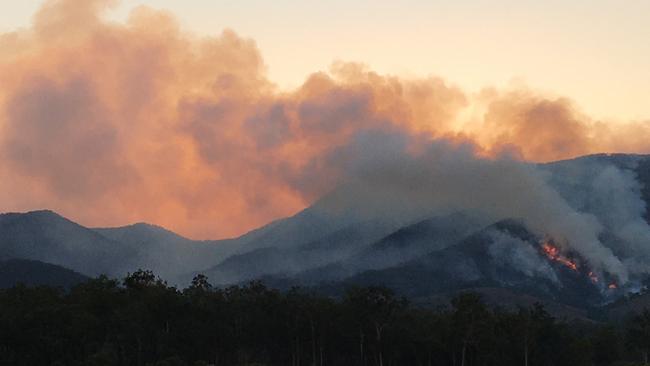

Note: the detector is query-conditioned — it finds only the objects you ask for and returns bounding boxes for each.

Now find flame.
[541,241,621,290]
[541,242,578,271]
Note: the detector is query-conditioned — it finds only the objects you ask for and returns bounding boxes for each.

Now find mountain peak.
[0,209,74,226]
[1,209,60,218]
[94,221,191,243]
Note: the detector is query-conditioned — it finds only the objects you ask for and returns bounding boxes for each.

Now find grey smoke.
[318,133,628,282]
[542,156,650,278]
[488,230,559,283]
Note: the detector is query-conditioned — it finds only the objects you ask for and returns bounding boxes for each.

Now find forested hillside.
[1,272,649,366]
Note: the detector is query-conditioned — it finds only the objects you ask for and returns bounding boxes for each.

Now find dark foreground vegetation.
[1,270,650,366]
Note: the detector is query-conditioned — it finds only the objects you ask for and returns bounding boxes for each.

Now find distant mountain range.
[3,153,650,315]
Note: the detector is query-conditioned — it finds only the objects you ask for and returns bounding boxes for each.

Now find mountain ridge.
[3,153,650,311]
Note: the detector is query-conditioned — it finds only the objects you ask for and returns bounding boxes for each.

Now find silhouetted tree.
[0,271,646,366]
[628,309,650,365]
[451,292,490,366]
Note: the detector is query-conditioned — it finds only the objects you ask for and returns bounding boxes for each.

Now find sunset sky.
[3,0,649,121]
[1,0,649,239]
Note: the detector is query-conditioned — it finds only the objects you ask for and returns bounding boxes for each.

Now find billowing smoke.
[488,231,559,283]
[313,136,630,282]
[1,0,650,264]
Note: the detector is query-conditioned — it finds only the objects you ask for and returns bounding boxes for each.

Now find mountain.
[245,153,650,294]
[248,212,487,286]
[0,210,232,284]
[345,212,487,272]
[0,210,136,276]
[3,153,650,310]
[605,292,650,322]
[201,220,392,285]
[93,223,232,282]
[0,259,88,289]
[342,219,606,308]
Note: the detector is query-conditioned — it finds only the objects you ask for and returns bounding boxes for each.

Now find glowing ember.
[608,283,618,289]
[541,242,578,271]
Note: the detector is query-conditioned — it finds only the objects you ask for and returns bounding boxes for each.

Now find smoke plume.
[1,0,650,246]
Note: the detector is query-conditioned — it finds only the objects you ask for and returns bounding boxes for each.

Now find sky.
[2,0,649,121]
[1,0,649,239]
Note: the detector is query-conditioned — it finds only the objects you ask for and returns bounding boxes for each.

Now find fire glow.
[541,242,578,272]
[541,241,620,290]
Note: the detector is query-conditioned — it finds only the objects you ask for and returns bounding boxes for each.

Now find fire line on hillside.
[540,240,617,290]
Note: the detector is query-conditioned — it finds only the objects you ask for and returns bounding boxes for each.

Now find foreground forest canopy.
[2,271,650,366]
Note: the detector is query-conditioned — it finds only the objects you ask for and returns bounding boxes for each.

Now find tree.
[123,269,165,290]
[344,286,407,366]
[516,303,550,366]
[591,325,622,366]
[627,309,650,365]
[451,293,490,366]
[189,274,212,291]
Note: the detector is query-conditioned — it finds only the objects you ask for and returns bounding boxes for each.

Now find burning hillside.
[541,241,578,272]
[540,240,618,290]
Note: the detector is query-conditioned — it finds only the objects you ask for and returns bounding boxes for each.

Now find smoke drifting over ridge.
[1,0,650,242]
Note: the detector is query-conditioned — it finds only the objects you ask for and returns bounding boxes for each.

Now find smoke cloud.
[488,231,559,284]
[1,0,650,244]
[313,137,628,282]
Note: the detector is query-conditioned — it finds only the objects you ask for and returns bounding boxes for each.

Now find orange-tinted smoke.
[0,0,649,238]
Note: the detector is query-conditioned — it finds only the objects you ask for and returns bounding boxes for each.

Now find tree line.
[1,269,650,366]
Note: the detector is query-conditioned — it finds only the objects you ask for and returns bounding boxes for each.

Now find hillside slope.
[0,259,88,289]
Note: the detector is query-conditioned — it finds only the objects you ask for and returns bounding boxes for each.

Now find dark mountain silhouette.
[0,258,88,289]
[0,210,231,282]
[94,223,232,281]
[0,210,135,276]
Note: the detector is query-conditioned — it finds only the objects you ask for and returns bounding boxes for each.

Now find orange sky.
[1,0,649,239]
[4,0,649,122]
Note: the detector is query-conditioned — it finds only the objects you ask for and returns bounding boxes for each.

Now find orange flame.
[541,242,578,271]
[542,241,619,290]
